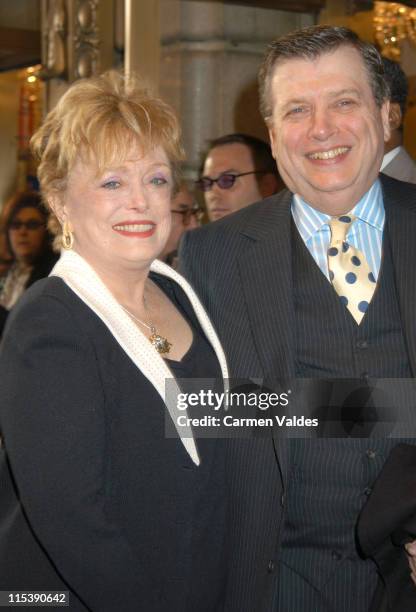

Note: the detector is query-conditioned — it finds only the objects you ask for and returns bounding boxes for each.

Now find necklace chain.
[120,305,155,333]
[120,304,172,355]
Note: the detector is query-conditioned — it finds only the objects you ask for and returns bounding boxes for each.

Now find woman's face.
[8,206,47,264]
[60,145,173,276]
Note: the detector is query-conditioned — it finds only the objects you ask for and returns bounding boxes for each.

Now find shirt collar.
[380,145,402,171]
[292,179,384,243]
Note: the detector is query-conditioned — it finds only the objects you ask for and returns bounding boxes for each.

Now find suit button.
[356,340,368,349]
[364,486,372,496]
[361,372,370,381]
[331,551,342,561]
[366,449,376,460]
[267,560,275,573]
[280,492,285,507]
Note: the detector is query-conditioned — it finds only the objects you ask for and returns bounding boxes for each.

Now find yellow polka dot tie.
[327,215,377,324]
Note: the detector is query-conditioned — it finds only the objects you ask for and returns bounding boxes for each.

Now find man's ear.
[267,123,277,161]
[259,173,282,198]
[381,99,391,143]
[388,102,402,132]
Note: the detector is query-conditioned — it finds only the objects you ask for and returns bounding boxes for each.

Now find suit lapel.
[237,191,295,483]
[381,175,416,375]
[237,191,296,381]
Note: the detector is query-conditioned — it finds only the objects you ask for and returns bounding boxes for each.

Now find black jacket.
[0,276,227,611]
[0,250,58,337]
[358,443,416,612]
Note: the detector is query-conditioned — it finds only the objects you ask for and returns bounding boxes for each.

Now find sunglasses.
[9,220,45,231]
[171,204,203,224]
[196,171,266,192]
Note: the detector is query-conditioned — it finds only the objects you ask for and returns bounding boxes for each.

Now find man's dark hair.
[259,25,389,122]
[381,56,408,122]
[208,133,278,176]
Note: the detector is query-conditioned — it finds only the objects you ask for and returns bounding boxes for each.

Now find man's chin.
[209,209,229,221]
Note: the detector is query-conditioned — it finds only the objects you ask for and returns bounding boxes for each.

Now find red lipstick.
[112,220,156,238]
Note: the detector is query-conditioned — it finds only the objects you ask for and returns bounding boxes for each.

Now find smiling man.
[180,26,416,612]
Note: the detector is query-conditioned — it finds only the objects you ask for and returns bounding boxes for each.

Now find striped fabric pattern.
[292,180,385,281]
[178,175,416,612]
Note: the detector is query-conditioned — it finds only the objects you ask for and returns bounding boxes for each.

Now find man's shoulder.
[379,173,416,211]
[381,150,416,186]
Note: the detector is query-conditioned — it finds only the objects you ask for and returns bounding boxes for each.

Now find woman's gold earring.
[62,220,74,250]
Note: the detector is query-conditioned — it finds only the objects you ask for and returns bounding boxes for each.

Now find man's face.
[202,143,263,221]
[160,185,199,260]
[267,45,390,215]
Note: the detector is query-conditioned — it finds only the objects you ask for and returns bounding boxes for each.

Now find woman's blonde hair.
[31,71,184,235]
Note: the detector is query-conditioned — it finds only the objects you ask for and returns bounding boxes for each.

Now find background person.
[197,133,284,221]
[0,71,228,611]
[380,56,416,184]
[0,191,58,337]
[159,181,201,268]
[180,25,416,612]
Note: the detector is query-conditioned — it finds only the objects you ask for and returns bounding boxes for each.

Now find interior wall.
[160,0,315,178]
[0,0,40,30]
[0,0,41,208]
[0,71,21,208]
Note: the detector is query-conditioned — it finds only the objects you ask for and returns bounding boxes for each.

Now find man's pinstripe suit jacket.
[179,174,416,612]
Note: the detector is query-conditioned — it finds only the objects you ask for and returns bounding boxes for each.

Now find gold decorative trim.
[41,0,101,82]
[374,1,416,60]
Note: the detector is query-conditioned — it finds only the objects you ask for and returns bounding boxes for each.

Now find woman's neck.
[15,256,34,270]
[74,249,151,313]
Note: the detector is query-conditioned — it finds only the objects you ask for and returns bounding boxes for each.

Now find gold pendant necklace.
[121,305,172,355]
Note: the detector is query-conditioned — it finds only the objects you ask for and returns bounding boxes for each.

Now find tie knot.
[329,214,355,243]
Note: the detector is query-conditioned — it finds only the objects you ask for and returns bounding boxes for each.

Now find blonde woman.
[0,72,228,612]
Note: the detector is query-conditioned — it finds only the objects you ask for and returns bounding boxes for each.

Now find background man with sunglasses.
[180,25,416,612]
[197,133,283,221]
[160,181,201,268]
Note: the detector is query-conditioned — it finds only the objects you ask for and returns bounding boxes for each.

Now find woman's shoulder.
[27,251,60,286]
[15,275,80,311]
[5,276,98,340]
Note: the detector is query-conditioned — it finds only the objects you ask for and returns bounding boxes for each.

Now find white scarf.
[51,250,229,465]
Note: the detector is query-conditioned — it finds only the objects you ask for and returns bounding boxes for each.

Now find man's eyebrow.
[203,168,239,176]
[327,88,361,99]
[281,98,308,108]
[279,88,361,111]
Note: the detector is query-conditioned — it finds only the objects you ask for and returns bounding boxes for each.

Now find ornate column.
[40,0,114,110]
[125,0,160,89]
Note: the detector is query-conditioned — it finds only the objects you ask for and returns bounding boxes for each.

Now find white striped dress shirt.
[291,180,385,281]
